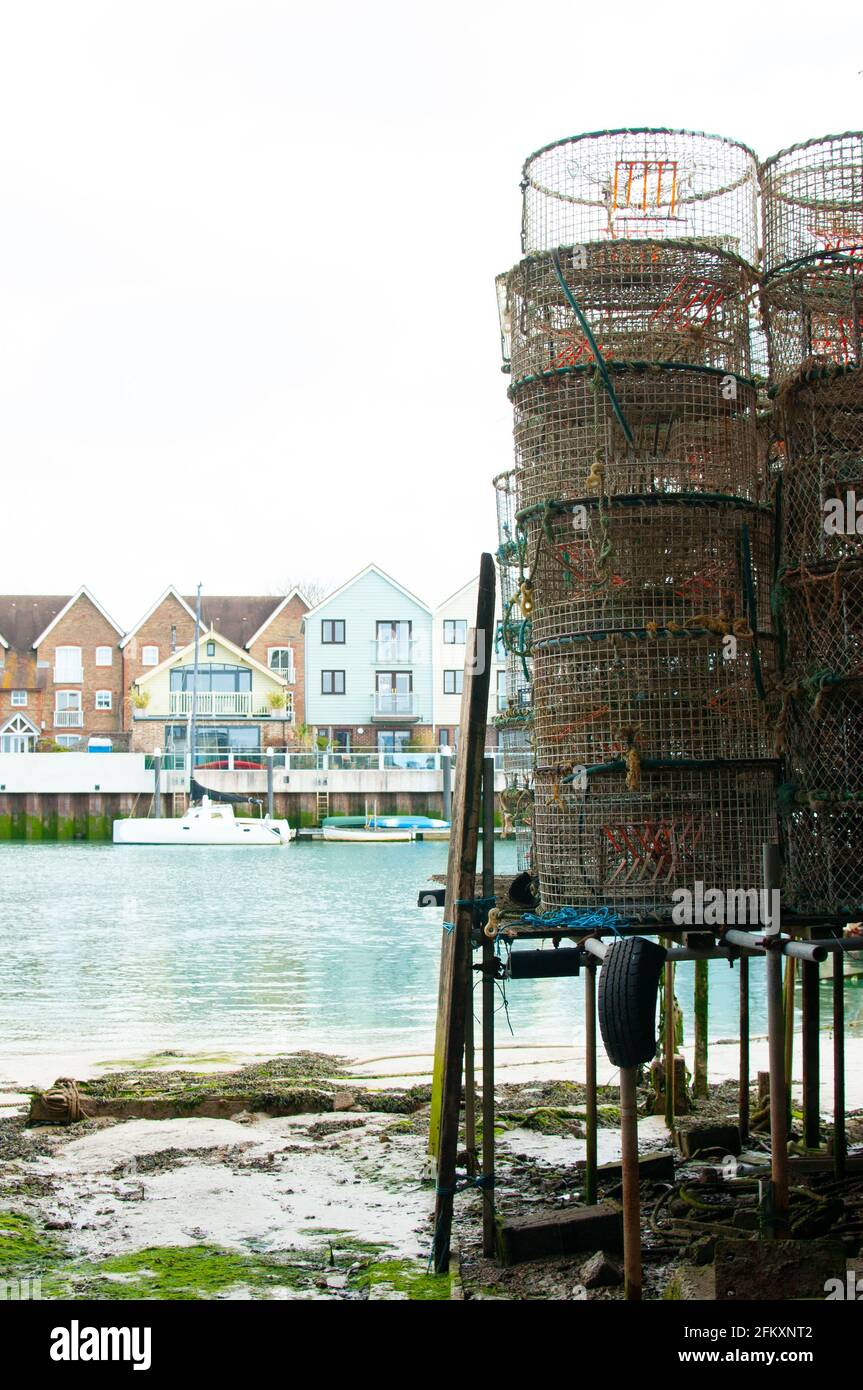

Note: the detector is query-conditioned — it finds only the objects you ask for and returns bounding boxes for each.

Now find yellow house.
[130,627,292,762]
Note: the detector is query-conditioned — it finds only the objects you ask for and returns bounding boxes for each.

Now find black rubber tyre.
[597,937,666,1069]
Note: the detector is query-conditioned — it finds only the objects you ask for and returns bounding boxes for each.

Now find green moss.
[0,1212,62,1276]
[349,1258,452,1301]
[83,1244,306,1300]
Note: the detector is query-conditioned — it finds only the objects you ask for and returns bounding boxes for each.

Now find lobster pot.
[511,368,761,511]
[777,368,863,569]
[522,498,774,645]
[761,133,863,277]
[499,243,754,381]
[532,763,777,917]
[785,805,863,915]
[783,686,863,797]
[494,469,534,705]
[496,715,533,780]
[521,129,759,266]
[763,268,863,384]
[531,631,775,767]
[760,134,863,383]
[779,560,863,678]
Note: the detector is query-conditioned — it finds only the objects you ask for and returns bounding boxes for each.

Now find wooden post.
[801,956,820,1149]
[153,748,162,819]
[481,754,496,1256]
[833,957,846,1180]
[619,1066,642,1301]
[738,954,750,1144]
[584,956,598,1205]
[430,555,495,1273]
[441,753,452,823]
[266,747,275,820]
[693,958,709,1099]
[663,949,676,1127]
[764,842,789,1237]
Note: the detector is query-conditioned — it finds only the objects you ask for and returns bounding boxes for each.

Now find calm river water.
[3,840,854,1066]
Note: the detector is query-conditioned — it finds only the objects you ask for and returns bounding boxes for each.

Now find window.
[171,625,178,652]
[95,690,112,710]
[55,734,81,748]
[376,620,412,662]
[54,646,82,681]
[322,670,345,695]
[141,645,159,666]
[11,690,27,707]
[268,647,294,676]
[95,646,112,667]
[497,669,507,711]
[443,619,467,644]
[170,664,252,693]
[206,640,216,658]
[56,690,82,710]
[322,620,345,644]
[444,669,463,695]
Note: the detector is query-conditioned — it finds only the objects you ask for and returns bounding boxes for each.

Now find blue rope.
[519,905,629,936]
[443,896,497,933]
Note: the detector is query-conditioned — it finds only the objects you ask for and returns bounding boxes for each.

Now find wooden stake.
[693,958,709,1099]
[584,956,598,1206]
[620,1066,642,1301]
[833,958,846,1180]
[764,842,789,1237]
[801,955,820,1150]
[430,555,495,1272]
[481,754,496,1256]
[738,954,750,1144]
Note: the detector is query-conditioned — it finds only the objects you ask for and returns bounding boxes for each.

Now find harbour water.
[1,842,859,1070]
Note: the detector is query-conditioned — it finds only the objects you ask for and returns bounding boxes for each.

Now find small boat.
[113,796,294,846]
[321,823,414,842]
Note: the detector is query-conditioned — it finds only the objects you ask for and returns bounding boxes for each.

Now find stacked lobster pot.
[494,468,534,871]
[761,133,863,915]
[496,129,779,918]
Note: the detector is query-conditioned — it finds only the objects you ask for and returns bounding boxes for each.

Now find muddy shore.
[2,1049,862,1301]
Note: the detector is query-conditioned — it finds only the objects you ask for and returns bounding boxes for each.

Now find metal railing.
[372,692,417,716]
[145,746,505,773]
[371,639,420,664]
[53,709,84,727]
[167,692,293,719]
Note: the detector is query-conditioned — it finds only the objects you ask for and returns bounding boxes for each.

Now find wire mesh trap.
[499,242,755,382]
[532,763,778,916]
[777,367,863,569]
[510,366,762,511]
[521,128,760,267]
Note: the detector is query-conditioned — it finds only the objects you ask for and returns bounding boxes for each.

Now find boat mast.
[188,583,202,792]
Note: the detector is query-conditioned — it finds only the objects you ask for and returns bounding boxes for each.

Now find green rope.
[549,249,635,448]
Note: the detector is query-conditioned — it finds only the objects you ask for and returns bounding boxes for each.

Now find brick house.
[0,588,124,751]
[121,587,308,760]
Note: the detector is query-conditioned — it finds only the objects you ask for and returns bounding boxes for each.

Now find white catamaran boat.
[113,795,294,846]
[112,584,294,847]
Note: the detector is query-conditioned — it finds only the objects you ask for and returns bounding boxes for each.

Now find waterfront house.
[302,564,435,758]
[432,577,506,750]
[124,589,308,763]
[0,589,124,752]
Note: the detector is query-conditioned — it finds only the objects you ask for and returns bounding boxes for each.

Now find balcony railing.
[167,692,293,719]
[371,639,419,664]
[373,692,417,717]
[54,709,84,727]
[145,747,507,773]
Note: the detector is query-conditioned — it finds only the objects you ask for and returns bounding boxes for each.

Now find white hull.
[321,826,414,842]
[113,797,294,846]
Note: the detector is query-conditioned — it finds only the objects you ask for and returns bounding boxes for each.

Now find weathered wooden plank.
[429,553,495,1273]
[496,1203,623,1266]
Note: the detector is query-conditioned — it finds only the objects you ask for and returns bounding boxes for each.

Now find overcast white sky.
[0,1,860,627]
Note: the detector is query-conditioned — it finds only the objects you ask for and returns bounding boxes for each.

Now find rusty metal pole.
[584,956,598,1206]
[738,954,750,1144]
[619,1065,642,1300]
[663,946,676,1128]
[481,754,496,1254]
[833,953,846,1180]
[763,842,789,1237]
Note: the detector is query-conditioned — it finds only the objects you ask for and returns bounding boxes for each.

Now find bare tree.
[269,576,331,608]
